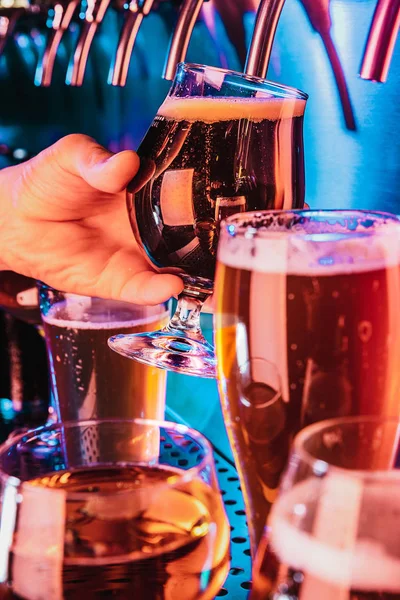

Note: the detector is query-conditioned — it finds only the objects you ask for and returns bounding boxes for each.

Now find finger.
[39,241,184,306]
[91,248,184,305]
[48,134,140,194]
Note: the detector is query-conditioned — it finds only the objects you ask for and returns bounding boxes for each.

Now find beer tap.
[244,0,285,79]
[35,0,80,86]
[163,0,206,80]
[108,0,155,87]
[0,0,29,56]
[298,0,356,130]
[66,0,111,86]
[245,0,356,130]
[360,0,400,82]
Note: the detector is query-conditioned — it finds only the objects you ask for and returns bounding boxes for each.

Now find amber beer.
[42,298,168,421]
[214,212,400,551]
[130,96,305,285]
[2,465,230,600]
[251,472,400,600]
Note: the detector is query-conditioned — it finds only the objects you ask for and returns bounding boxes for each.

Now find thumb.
[48,134,140,194]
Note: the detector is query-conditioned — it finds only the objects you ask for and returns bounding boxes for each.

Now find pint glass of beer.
[39,285,169,422]
[0,418,230,599]
[251,416,400,599]
[109,63,307,378]
[214,209,400,554]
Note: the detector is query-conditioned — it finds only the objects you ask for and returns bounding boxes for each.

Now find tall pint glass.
[214,209,400,554]
[39,285,169,422]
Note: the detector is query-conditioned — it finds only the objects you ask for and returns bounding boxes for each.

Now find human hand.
[0,135,183,305]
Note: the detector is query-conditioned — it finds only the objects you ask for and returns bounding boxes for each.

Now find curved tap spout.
[0,10,20,55]
[67,0,111,86]
[0,0,29,56]
[108,0,155,87]
[244,0,285,78]
[360,0,400,82]
[299,0,356,130]
[35,0,79,86]
[163,0,205,81]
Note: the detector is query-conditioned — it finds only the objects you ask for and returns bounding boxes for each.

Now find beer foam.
[42,300,169,330]
[218,229,400,275]
[270,516,400,592]
[158,96,305,123]
[269,478,400,592]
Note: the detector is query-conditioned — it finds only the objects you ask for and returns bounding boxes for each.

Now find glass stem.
[164,291,210,342]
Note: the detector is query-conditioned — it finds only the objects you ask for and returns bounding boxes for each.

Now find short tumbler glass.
[0,418,230,599]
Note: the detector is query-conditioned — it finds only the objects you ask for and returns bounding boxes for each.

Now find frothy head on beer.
[218,209,400,275]
[158,96,306,123]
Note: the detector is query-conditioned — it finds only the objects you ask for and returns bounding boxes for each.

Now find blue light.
[319,256,335,266]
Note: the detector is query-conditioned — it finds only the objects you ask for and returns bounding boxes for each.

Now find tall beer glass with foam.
[215,209,400,554]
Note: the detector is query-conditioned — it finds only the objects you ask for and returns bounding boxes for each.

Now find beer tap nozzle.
[0,0,29,57]
[360,0,400,82]
[35,0,79,86]
[66,0,111,86]
[244,0,286,78]
[108,0,155,87]
[163,0,205,81]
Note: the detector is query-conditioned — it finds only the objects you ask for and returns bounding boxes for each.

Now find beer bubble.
[358,321,373,343]
[288,293,295,301]
[290,344,298,351]
[332,290,340,298]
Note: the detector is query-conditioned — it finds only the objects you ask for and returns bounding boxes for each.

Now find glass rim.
[221,209,400,241]
[176,61,308,100]
[0,417,215,497]
[293,415,400,480]
[38,282,169,312]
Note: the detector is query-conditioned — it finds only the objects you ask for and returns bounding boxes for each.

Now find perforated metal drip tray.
[213,450,252,599]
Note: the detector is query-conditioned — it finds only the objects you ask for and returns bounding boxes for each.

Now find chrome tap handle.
[35,0,79,86]
[244,0,285,78]
[108,0,155,87]
[67,0,111,86]
[0,10,20,55]
[0,0,29,56]
[163,0,204,81]
[360,0,400,82]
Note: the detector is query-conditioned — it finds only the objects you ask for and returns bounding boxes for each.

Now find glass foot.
[108,331,216,379]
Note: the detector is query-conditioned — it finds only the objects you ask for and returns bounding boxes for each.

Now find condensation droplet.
[290,383,297,390]
[373,280,380,291]
[288,293,295,301]
[290,343,298,351]
[358,321,373,343]
[332,290,339,299]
